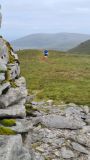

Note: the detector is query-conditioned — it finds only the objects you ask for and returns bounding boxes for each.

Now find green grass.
[17,49,90,105]
[0,119,16,127]
[0,126,16,135]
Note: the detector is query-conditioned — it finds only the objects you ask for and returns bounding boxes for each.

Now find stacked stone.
[0,37,27,118]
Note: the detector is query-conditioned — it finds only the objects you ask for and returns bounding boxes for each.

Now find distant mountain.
[11,33,90,51]
[69,39,90,54]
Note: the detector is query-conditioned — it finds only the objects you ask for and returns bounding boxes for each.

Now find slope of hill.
[11,33,90,51]
[17,49,90,105]
[69,39,90,54]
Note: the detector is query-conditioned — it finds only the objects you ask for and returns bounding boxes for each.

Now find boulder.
[0,87,27,108]
[40,115,86,129]
[0,135,31,160]
[0,104,26,118]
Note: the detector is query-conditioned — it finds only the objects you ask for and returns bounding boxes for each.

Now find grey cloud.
[0,0,90,40]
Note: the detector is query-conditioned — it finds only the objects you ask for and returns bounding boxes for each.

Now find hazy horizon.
[0,0,90,41]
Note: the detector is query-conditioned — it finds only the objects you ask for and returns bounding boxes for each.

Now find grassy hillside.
[12,33,90,51]
[69,40,90,54]
[17,49,90,105]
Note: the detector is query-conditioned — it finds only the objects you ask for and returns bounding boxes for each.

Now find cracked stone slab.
[40,115,86,129]
[0,104,26,118]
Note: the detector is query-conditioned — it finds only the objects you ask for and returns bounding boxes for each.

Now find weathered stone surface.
[24,103,90,160]
[0,82,10,96]
[0,104,26,118]
[82,126,90,133]
[85,113,90,125]
[72,142,89,154]
[8,63,20,80]
[83,105,90,114]
[0,38,9,64]
[61,147,75,159]
[0,135,31,160]
[64,106,85,120]
[0,87,27,108]
[10,119,33,133]
[0,62,7,72]
[0,73,5,82]
[15,77,27,88]
[40,115,85,129]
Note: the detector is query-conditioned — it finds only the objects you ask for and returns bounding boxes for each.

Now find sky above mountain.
[0,0,90,40]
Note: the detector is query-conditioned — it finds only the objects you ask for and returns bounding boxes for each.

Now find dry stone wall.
[0,37,27,117]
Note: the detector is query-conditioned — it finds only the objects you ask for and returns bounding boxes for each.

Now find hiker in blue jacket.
[43,50,48,57]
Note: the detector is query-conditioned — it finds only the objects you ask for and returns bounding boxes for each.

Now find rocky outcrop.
[0,37,27,117]
[24,103,90,160]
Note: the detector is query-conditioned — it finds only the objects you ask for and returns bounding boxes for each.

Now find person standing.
[43,49,48,57]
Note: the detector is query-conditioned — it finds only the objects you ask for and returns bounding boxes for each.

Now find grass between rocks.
[17,49,90,106]
[0,126,16,135]
[0,119,16,127]
[0,119,16,135]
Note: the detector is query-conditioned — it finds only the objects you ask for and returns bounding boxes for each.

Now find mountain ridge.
[11,33,90,51]
[68,39,90,54]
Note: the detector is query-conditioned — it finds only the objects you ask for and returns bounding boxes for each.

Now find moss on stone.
[0,126,16,135]
[5,69,10,81]
[8,51,15,63]
[10,81,17,88]
[0,119,16,127]
[25,103,38,116]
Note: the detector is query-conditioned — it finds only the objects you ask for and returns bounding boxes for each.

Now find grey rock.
[41,115,86,129]
[11,119,33,133]
[0,104,26,118]
[65,131,90,148]
[15,77,26,88]
[18,147,31,160]
[0,82,10,96]
[83,106,90,114]
[85,113,90,125]
[72,142,89,154]
[0,62,7,72]
[0,135,31,160]
[8,63,20,80]
[61,147,75,159]
[82,126,90,133]
[0,87,27,108]
[0,38,9,64]
[65,106,85,120]
[0,73,5,82]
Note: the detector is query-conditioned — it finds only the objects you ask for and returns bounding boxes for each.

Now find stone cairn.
[0,37,27,117]
[0,7,32,160]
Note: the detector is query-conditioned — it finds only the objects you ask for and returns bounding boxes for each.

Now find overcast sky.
[0,0,90,40]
